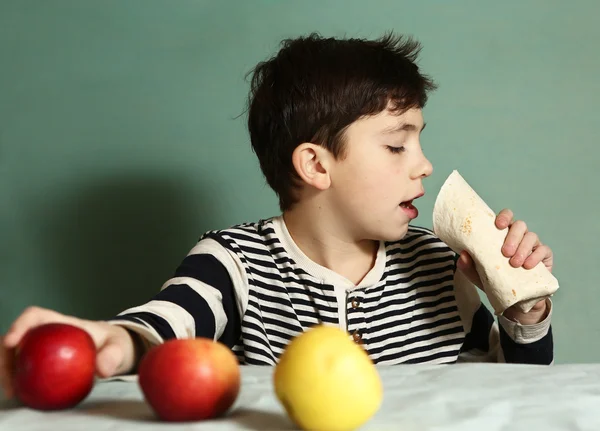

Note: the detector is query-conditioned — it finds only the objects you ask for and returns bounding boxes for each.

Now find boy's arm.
[106,238,247,368]
[454,270,553,364]
[453,208,555,363]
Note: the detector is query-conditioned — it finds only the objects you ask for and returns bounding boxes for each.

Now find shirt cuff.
[497,298,553,344]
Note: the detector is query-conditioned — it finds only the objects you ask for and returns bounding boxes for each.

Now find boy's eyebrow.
[381,122,427,134]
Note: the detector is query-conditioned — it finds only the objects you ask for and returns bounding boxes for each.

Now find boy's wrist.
[124,328,148,373]
[502,298,549,326]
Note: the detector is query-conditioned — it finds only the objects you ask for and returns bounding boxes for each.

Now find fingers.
[496,208,514,229]
[495,209,554,272]
[2,307,86,400]
[524,244,553,270]
[1,309,136,396]
[510,231,540,267]
[2,306,76,399]
[502,220,528,258]
[3,307,74,348]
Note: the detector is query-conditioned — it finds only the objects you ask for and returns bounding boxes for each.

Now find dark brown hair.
[247,32,437,211]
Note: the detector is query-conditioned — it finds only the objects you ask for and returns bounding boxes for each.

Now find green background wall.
[1,1,598,363]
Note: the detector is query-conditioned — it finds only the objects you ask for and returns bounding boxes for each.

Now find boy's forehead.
[355,107,425,133]
[389,108,424,127]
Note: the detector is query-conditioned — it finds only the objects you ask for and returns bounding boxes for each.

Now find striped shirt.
[108,216,553,365]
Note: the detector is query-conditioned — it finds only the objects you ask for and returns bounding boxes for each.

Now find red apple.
[12,323,96,410]
[138,338,241,422]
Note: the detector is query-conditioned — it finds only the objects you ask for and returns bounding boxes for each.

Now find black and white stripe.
[107,217,554,366]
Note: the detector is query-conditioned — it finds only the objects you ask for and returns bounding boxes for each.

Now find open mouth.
[399,194,423,219]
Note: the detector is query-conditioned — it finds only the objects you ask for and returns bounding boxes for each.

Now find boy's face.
[328,107,433,241]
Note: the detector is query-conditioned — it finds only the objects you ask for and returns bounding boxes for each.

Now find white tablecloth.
[2,363,600,430]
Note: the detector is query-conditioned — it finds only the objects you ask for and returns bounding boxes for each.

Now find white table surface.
[2,363,600,431]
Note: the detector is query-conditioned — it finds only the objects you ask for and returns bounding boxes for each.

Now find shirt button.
[351,299,360,309]
[352,331,362,343]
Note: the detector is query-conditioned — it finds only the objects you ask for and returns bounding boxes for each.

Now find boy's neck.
[282,206,378,286]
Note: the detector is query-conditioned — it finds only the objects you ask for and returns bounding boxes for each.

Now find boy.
[0,33,554,395]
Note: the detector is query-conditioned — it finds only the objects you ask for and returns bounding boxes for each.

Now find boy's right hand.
[0,306,139,399]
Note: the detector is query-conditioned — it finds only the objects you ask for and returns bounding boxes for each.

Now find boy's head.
[247,32,436,239]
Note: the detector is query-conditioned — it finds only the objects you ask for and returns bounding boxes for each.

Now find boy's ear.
[291,143,332,191]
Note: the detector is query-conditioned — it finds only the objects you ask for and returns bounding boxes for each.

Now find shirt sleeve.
[453,269,554,364]
[105,237,249,349]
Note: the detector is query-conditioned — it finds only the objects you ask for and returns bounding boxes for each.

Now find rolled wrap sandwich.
[432,170,559,315]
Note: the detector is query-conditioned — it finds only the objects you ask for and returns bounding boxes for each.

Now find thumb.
[96,340,124,378]
[457,251,483,289]
[456,250,471,271]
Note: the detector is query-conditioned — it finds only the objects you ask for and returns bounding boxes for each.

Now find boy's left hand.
[456,208,553,325]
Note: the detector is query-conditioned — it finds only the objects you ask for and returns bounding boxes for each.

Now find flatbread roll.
[432,170,559,315]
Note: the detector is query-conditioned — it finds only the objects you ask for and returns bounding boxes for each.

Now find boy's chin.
[371,224,409,242]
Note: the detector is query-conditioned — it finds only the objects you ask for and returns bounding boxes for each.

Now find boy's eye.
[386,145,406,154]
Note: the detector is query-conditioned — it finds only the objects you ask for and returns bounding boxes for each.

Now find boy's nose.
[413,152,433,179]
[422,156,433,177]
